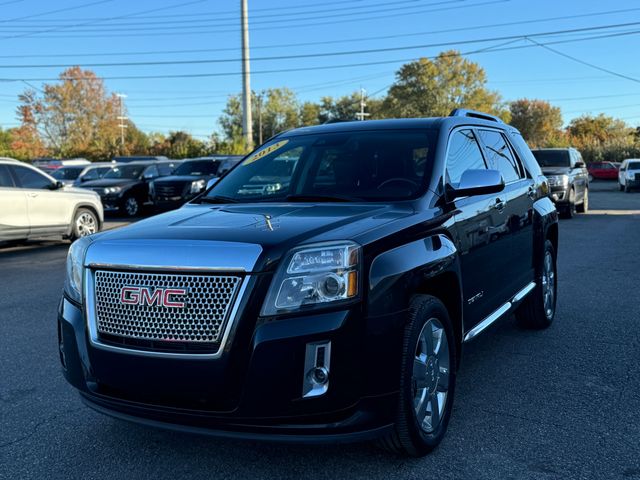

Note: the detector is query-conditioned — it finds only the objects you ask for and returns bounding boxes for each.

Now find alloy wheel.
[125,198,139,216]
[76,212,97,237]
[541,250,556,319]
[412,317,450,434]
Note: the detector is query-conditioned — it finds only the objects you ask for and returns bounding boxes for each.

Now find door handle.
[494,198,505,212]
[27,192,38,198]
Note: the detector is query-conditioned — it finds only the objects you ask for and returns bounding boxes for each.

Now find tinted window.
[12,166,52,189]
[204,130,435,202]
[103,165,145,179]
[157,163,175,176]
[446,129,486,185]
[477,130,520,183]
[144,165,159,178]
[509,132,540,177]
[532,150,571,167]
[174,160,219,176]
[627,161,640,170]
[0,165,15,187]
[52,166,84,180]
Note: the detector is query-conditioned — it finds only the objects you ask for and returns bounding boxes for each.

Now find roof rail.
[449,109,504,123]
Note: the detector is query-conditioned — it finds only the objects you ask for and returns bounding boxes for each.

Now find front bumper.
[58,292,400,442]
[549,186,569,205]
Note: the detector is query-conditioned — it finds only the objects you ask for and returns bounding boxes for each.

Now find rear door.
[446,128,511,330]
[10,164,71,236]
[0,164,30,240]
[477,129,535,293]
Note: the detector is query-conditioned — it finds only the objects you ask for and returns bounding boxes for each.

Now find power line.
[0,0,114,24]
[1,6,637,58]
[0,0,207,41]
[527,37,640,84]
[0,0,508,38]
[2,20,638,69]
[0,0,24,7]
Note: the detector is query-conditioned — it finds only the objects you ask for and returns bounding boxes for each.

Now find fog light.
[309,366,329,385]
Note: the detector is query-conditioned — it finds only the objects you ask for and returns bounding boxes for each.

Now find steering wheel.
[377,177,419,190]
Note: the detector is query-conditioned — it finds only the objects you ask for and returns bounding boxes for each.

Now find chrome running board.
[463,281,536,342]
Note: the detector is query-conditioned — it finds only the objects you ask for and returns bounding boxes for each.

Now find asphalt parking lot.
[1,182,639,480]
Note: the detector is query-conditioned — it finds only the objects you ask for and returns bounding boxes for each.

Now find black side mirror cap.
[447,169,505,199]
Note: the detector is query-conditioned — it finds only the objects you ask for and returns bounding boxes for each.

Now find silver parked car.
[0,158,104,242]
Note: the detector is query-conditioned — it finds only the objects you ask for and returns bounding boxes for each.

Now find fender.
[65,203,102,237]
[368,234,459,317]
[532,197,559,269]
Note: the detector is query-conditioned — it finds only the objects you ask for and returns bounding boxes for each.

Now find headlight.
[548,175,569,187]
[626,171,635,179]
[265,183,282,194]
[64,236,93,303]
[261,242,361,316]
[104,186,122,194]
[190,179,206,194]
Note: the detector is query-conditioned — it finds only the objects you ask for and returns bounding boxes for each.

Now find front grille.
[93,270,242,352]
[154,182,185,197]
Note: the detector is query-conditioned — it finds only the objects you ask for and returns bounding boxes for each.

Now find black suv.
[59,111,558,456]
[531,148,589,218]
[81,161,178,216]
[150,156,241,211]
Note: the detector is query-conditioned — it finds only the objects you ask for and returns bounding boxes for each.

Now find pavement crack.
[0,407,82,449]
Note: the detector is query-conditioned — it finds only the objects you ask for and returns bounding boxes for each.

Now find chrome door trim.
[463,281,536,342]
[84,270,251,360]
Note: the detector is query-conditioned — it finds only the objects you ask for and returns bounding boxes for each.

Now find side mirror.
[48,180,64,190]
[143,173,155,180]
[206,177,219,190]
[575,161,586,168]
[448,169,504,199]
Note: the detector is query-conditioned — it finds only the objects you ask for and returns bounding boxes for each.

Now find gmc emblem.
[120,286,187,308]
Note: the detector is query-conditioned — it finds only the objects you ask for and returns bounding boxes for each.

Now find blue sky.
[1,0,640,140]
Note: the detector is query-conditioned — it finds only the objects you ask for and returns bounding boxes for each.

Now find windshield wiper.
[198,195,240,204]
[285,194,359,203]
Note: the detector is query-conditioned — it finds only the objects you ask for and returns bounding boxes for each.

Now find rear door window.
[477,129,521,183]
[0,165,15,187]
[11,165,52,189]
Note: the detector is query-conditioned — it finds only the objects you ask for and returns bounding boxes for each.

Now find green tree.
[509,99,564,147]
[567,114,633,147]
[381,51,509,121]
[149,131,208,159]
[299,101,321,126]
[0,128,13,157]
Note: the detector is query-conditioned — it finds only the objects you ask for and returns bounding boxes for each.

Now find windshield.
[532,150,570,167]
[627,161,640,170]
[103,165,145,179]
[51,167,84,180]
[202,130,435,203]
[173,160,219,176]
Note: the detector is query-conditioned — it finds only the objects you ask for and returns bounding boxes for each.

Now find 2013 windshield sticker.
[242,140,289,166]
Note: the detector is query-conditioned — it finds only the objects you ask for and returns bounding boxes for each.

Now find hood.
[541,166,571,176]
[80,178,138,188]
[153,175,211,184]
[60,185,101,197]
[93,202,415,271]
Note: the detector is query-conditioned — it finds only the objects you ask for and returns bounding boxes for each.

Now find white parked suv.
[0,158,104,242]
[618,159,640,192]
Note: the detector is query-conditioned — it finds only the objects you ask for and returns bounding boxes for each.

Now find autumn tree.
[149,131,208,158]
[382,51,509,121]
[567,114,634,147]
[509,99,563,147]
[16,67,127,160]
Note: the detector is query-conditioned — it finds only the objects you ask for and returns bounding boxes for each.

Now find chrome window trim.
[84,269,250,360]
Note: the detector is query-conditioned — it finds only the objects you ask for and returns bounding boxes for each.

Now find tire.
[378,295,457,457]
[560,188,576,219]
[619,183,624,192]
[624,184,631,193]
[588,174,594,182]
[70,208,99,241]
[516,239,557,329]
[576,188,588,213]
[121,196,140,217]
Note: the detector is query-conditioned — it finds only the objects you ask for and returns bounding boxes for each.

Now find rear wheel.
[516,239,557,329]
[378,295,456,457]
[576,188,589,213]
[70,208,98,241]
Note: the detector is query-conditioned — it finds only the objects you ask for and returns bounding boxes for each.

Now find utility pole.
[241,0,253,151]
[256,91,263,145]
[355,87,370,121]
[116,93,128,155]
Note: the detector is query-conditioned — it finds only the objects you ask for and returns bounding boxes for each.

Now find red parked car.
[587,161,620,181]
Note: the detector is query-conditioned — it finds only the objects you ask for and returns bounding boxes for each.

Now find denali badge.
[120,286,187,308]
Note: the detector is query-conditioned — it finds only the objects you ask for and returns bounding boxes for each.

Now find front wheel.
[516,239,557,329]
[378,295,456,457]
[560,188,576,219]
[121,196,140,217]
[619,183,624,192]
[70,208,99,241]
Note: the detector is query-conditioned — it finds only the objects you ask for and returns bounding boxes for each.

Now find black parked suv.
[81,161,178,216]
[531,148,589,218]
[59,111,558,456]
[150,156,241,211]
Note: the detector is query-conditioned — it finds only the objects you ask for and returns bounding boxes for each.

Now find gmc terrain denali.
[58,110,559,456]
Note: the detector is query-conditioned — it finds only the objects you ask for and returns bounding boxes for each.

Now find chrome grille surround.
[87,269,248,358]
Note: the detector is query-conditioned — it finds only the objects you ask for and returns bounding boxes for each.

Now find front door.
[0,164,30,240]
